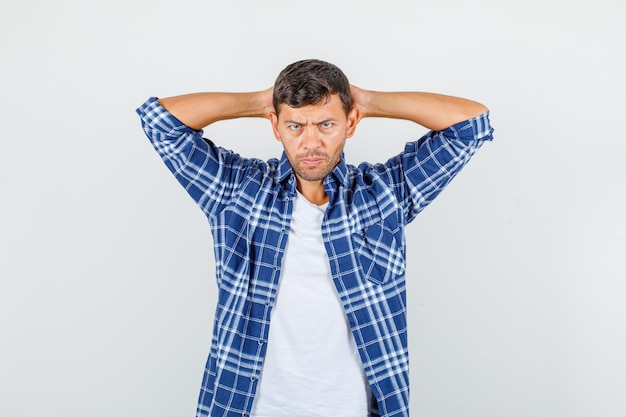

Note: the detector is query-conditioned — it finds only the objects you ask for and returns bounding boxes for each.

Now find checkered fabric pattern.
[137,97,493,417]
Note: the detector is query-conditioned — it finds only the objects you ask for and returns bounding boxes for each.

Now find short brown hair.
[273,59,352,116]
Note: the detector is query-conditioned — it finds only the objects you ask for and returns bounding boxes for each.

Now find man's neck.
[296,180,328,206]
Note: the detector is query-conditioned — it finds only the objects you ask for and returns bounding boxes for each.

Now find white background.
[1,0,625,416]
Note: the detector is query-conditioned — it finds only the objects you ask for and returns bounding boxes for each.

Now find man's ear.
[269,112,282,142]
[345,108,359,139]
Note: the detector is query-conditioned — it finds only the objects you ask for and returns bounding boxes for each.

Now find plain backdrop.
[1,0,625,416]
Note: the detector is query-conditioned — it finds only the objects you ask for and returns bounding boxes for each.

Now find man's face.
[270,94,358,184]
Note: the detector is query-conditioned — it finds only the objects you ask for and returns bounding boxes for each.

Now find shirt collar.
[276,152,295,184]
[325,153,349,188]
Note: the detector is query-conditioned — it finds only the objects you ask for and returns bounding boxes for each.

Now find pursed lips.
[298,154,327,165]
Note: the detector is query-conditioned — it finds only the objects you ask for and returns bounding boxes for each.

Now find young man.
[137,59,493,417]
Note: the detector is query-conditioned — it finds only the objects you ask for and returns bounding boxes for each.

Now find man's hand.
[349,85,367,125]
[259,87,275,120]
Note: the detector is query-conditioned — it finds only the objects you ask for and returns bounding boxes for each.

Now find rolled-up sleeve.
[401,111,494,222]
[136,97,254,217]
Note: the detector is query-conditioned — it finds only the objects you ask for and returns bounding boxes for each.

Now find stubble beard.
[290,151,339,182]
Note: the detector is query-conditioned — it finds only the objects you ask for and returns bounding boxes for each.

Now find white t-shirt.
[250,192,372,417]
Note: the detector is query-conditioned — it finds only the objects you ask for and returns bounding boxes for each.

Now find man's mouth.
[301,158,324,165]
[298,154,327,166]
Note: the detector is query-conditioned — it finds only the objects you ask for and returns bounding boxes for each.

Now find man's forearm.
[158,89,273,130]
[354,88,488,131]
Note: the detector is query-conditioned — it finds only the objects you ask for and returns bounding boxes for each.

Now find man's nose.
[302,126,322,149]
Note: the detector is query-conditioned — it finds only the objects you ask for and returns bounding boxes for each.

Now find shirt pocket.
[352,220,405,285]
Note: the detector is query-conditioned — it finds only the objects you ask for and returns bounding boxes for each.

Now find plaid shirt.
[137,97,493,417]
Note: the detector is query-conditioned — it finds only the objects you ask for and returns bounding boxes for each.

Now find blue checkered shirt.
[137,97,493,417]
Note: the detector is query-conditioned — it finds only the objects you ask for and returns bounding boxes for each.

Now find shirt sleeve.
[387,111,494,223]
[136,97,257,218]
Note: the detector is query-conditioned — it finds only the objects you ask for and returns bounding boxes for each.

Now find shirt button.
[258,339,265,345]
[250,376,256,382]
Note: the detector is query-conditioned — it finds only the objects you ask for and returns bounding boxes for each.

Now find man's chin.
[295,168,330,182]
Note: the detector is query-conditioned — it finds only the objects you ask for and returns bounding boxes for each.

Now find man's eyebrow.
[317,118,339,124]
[283,117,339,125]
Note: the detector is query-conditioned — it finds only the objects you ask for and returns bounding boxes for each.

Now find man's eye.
[288,124,301,131]
[320,122,333,129]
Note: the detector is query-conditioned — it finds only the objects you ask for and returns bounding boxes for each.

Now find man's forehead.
[277,95,346,121]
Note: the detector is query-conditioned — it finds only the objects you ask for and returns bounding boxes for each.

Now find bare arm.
[157,88,274,130]
[351,86,488,131]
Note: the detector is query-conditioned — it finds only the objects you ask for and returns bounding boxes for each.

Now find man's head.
[273,59,353,117]
[269,60,358,189]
